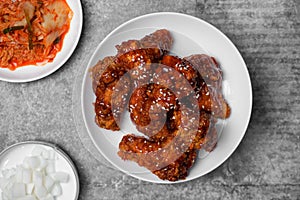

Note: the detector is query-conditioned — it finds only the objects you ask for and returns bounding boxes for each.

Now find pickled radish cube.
[22,159,30,169]
[38,156,47,169]
[16,195,36,200]
[34,185,48,199]
[11,183,26,198]
[50,183,62,197]
[45,162,55,174]
[32,171,43,186]
[40,194,54,200]
[44,176,55,191]
[24,157,40,169]
[31,146,46,156]
[26,183,34,195]
[50,172,69,183]
[22,168,32,184]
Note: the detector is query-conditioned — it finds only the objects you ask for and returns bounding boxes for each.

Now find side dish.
[0,146,69,200]
[90,29,231,181]
[0,0,73,70]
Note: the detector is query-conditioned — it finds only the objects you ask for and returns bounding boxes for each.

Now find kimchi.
[0,0,73,70]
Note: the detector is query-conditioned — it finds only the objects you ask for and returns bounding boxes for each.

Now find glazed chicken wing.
[185,54,231,119]
[118,134,197,181]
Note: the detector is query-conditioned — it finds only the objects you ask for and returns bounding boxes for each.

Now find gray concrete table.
[1,0,299,199]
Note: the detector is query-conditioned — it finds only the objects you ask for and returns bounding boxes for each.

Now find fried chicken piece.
[116,29,173,55]
[90,56,115,93]
[195,82,231,119]
[201,126,218,152]
[159,54,230,118]
[185,54,222,88]
[116,48,161,71]
[118,134,197,181]
[140,29,173,54]
[153,150,197,181]
[93,58,127,130]
[185,54,231,119]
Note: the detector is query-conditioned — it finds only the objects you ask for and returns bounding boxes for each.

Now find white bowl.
[0,141,80,199]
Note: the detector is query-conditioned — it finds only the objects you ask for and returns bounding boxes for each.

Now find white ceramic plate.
[0,0,83,83]
[81,12,252,183]
[0,141,80,199]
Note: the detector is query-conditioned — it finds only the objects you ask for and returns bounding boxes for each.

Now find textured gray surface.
[1,0,300,199]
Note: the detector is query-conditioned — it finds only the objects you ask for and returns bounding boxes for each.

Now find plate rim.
[0,0,83,83]
[0,140,80,199]
[81,11,253,184]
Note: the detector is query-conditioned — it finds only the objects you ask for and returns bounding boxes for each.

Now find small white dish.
[81,12,253,183]
[0,0,83,83]
[0,141,80,199]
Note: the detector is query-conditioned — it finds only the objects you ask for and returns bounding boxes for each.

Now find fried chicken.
[93,58,127,130]
[91,29,231,181]
[118,134,197,181]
